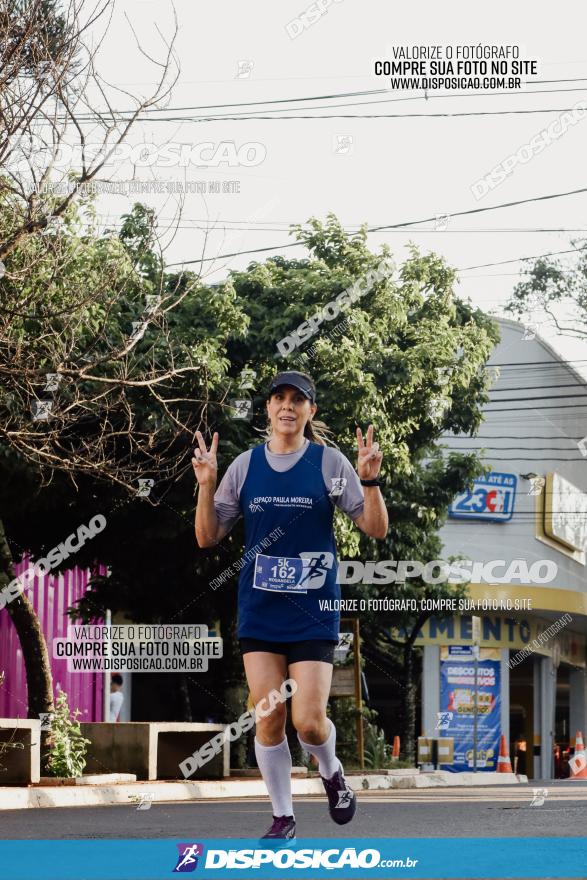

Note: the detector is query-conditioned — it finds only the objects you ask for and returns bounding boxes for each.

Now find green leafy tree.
[505,241,587,339]
[0,195,245,763]
[1,0,69,73]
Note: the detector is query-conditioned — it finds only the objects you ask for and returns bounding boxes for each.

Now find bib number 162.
[270,558,296,579]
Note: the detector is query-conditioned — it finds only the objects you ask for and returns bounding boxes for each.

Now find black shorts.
[239,638,338,665]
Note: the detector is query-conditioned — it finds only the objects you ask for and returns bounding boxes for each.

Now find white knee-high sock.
[298,718,341,779]
[254,737,294,818]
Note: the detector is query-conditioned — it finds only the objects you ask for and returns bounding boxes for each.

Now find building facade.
[420,317,587,778]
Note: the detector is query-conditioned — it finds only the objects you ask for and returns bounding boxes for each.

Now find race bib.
[252,553,334,593]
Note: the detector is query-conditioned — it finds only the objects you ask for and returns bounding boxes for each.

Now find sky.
[68,0,587,374]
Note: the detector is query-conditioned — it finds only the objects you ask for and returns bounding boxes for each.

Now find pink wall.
[0,558,106,721]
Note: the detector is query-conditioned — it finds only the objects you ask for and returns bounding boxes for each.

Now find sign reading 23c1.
[449,472,517,523]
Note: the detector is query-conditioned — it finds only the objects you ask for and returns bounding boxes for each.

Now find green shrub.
[363,720,393,769]
[45,690,91,778]
[326,697,416,771]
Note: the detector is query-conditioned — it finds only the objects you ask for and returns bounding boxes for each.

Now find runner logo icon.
[335,789,353,808]
[173,843,204,872]
[435,711,453,730]
[299,551,334,589]
[329,477,347,497]
[530,788,549,807]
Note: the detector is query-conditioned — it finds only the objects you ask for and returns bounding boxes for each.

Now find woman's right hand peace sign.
[192,430,219,487]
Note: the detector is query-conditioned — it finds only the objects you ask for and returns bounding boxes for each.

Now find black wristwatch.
[360,478,381,487]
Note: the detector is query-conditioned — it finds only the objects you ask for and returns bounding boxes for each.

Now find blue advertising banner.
[448,472,517,522]
[0,838,586,879]
[439,647,501,772]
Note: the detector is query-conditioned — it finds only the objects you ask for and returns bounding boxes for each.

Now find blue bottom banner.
[0,838,586,879]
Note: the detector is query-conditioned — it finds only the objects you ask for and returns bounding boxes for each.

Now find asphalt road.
[1,781,586,839]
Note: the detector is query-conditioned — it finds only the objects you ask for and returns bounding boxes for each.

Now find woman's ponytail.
[303,418,332,446]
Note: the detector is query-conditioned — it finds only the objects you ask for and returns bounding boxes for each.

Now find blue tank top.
[237,441,340,641]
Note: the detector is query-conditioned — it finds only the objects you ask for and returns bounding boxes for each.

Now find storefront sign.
[449,472,517,522]
[544,472,587,554]
[408,615,585,667]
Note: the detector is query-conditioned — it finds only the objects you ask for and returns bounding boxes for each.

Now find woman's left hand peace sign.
[356,425,383,480]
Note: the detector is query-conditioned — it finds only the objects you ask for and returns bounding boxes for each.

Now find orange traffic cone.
[569,730,587,780]
[391,736,400,762]
[496,735,513,773]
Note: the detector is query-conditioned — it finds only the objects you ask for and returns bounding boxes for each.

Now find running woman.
[193,371,388,839]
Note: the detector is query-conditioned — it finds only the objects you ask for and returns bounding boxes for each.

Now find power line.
[532,77,587,84]
[438,453,587,464]
[99,74,587,88]
[166,240,302,265]
[165,185,587,267]
[93,211,587,234]
[48,82,587,122]
[480,403,587,412]
[493,369,587,375]
[445,515,586,524]
[434,395,587,421]
[459,245,587,272]
[122,106,587,123]
[483,393,587,403]
[179,86,587,120]
[372,188,587,234]
[460,272,535,278]
[489,359,587,367]
[490,376,587,385]
[444,436,585,440]
[441,446,584,451]
[95,217,587,235]
[65,86,587,124]
[482,423,586,431]
[489,384,587,392]
[71,87,391,116]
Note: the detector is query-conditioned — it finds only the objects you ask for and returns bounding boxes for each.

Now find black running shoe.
[320,766,357,825]
[260,815,296,840]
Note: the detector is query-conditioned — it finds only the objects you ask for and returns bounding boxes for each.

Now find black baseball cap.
[267,371,316,403]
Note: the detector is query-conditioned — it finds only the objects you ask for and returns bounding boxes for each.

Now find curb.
[38,773,137,786]
[0,771,527,810]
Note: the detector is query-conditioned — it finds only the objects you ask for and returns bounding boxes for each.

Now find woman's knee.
[292,710,328,744]
[254,701,286,743]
